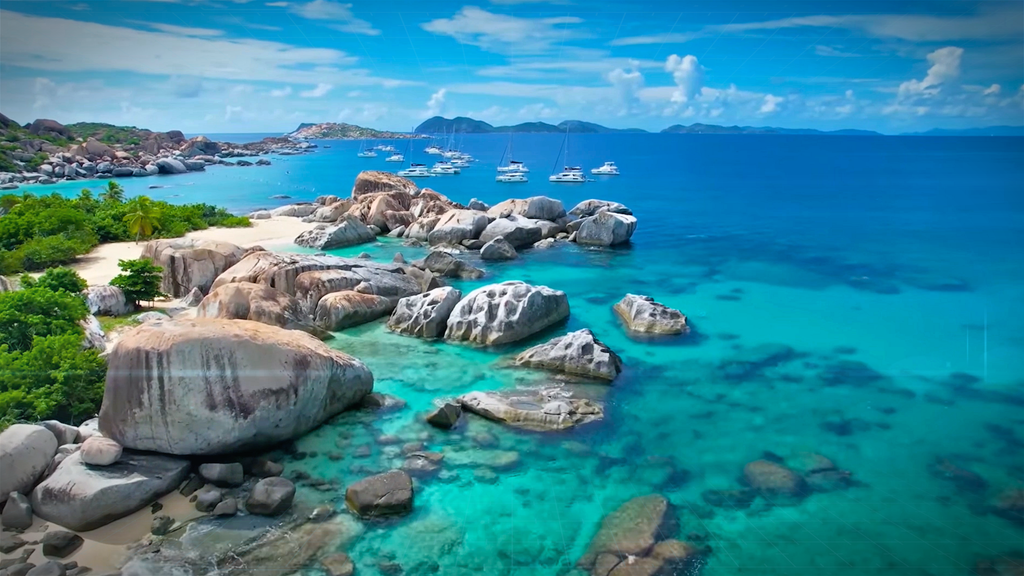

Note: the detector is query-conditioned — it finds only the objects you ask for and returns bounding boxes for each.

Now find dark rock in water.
[413,251,484,280]
[578,494,673,569]
[701,488,756,509]
[941,371,982,390]
[360,392,407,412]
[270,194,292,199]
[817,359,887,387]
[345,470,413,518]
[245,457,284,478]
[742,460,808,502]
[377,560,403,576]
[819,417,872,437]
[717,343,797,380]
[213,497,237,516]
[321,553,355,576]
[151,514,174,535]
[973,554,1024,576]
[846,276,901,294]
[198,462,244,487]
[928,457,989,494]
[715,294,742,301]
[194,487,223,512]
[805,469,853,492]
[426,403,462,429]
[989,489,1024,525]
[402,452,444,478]
[40,531,84,558]
[832,345,857,355]
[246,477,295,516]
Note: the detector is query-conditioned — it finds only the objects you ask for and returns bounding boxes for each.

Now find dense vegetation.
[0,268,106,428]
[65,122,145,146]
[111,258,165,307]
[0,182,249,274]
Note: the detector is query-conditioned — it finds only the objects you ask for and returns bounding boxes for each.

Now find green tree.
[123,195,161,242]
[100,181,125,204]
[19,267,87,294]
[110,258,164,307]
[0,287,88,353]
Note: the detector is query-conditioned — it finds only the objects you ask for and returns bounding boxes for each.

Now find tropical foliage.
[110,258,165,307]
[19,266,88,294]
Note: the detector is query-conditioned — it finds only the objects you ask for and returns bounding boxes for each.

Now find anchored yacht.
[591,161,619,175]
[496,172,528,183]
[397,164,433,177]
[356,140,377,158]
[498,160,529,173]
[430,161,461,175]
[549,126,586,183]
[451,158,469,168]
[378,143,398,153]
[385,153,405,162]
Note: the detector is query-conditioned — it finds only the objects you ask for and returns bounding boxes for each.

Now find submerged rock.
[141,238,246,298]
[426,403,462,429]
[387,287,462,339]
[314,291,395,330]
[99,318,373,455]
[701,488,756,509]
[345,470,413,518]
[0,424,58,504]
[413,251,485,280]
[613,294,687,335]
[514,328,622,381]
[294,215,376,250]
[196,281,328,338]
[458,390,603,431]
[743,460,808,501]
[480,237,518,261]
[445,281,569,345]
[31,451,190,531]
[578,495,672,569]
[246,477,295,516]
[990,488,1024,525]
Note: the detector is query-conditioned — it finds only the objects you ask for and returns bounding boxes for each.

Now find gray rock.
[467,198,490,211]
[96,162,113,174]
[82,285,132,316]
[479,216,542,248]
[532,238,556,249]
[413,251,484,280]
[0,424,58,504]
[178,475,203,497]
[195,282,327,338]
[345,470,413,518]
[574,211,637,247]
[246,477,295,516]
[40,531,83,558]
[321,553,355,576]
[479,237,517,261]
[132,168,150,177]
[270,203,317,218]
[458,390,603,431]
[182,286,204,307]
[247,458,284,478]
[141,238,247,298]
[461,239,485,250]
[405,216,439,242]
[578,495,671,569]
[133,311,166,324]
[387,225,406,238]
[182,160,206,171]
[194,487,223,512]
[155,158,188,174]
[30,451,189,531]
[111,167,135,177]
[40,421,79,446]
[387,287,462,339]
[368,224,382,235]
[426,210,488,246]
[614,294,688,334]
[314,291,395,330]
[444,281,569,345]
[145,164,160,175]
[198,463,244,487]
[487,197,566,221]
[426,403,461,429]
[80,314,106,352]
[212,497,237,516]
[310,200,353,223]
[568,199,633,218]
[25,561,65,576]
[249,210,272,220]
[1,493,33,530]
[315,194,340,206]
[79,436,122,466]
[294,215,376,250]
[151,514,174,535]
[0,532,27,554]
[99,319,373,455]
[75,419,101,442]
[515,329,622,381]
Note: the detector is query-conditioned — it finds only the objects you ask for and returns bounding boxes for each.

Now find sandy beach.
[71,216,313,286]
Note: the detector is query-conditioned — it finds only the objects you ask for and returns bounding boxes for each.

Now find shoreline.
[71,216,312,286]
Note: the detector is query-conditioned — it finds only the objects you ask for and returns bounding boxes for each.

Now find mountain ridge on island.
[414,116,649,134]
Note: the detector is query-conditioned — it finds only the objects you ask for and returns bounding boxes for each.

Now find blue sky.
[1,0,1022,134]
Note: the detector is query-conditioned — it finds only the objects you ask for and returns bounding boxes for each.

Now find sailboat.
[357,140,377,158]
[549,126,585,182]
[497,132,529,173]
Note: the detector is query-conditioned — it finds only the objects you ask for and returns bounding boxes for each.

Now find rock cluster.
[578,495,697,575]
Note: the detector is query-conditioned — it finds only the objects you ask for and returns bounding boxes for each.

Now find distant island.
[287,122,423,140]
[412,116,1022,137]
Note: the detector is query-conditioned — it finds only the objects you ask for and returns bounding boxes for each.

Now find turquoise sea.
[34,134,1024,575]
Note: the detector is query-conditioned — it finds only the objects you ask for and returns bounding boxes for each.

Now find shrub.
[20,267,87,294]
[0,287,88,353]
[110,258,165,307]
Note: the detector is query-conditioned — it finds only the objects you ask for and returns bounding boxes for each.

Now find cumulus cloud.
[270,86,293,97]
[759,95,784,114]
[664,54,704,104]
[606,62,644,115]
[290,0,380,35]
[426,88,447,116]
[300,83,333,97]
[422,7,585,54]
[896,46,963,99]
[142,23,225,36]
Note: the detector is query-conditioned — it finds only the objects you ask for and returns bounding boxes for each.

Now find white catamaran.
[356,140,377,158]
[549,127,586,183]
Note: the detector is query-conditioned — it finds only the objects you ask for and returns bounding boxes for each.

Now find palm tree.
[100,181,125,203]
[123,196,161,243]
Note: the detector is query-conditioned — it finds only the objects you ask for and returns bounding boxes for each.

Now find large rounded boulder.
[426,210,489,246]
[141,238,247,298]
[195,281,328,338]
[444,281,569,346]
[387,287,462,339]
[98,318,374,455]
[488,197,566,221]
[294,215,376,250]
[575,211,637,247]
[351,171,418,200]
[514,328,622,380]
[0,424,58,504]
[83,285,132,316]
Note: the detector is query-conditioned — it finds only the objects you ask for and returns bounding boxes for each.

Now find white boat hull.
[549,173,586,183]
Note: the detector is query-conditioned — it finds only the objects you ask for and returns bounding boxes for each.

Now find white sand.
[72,216,311,286]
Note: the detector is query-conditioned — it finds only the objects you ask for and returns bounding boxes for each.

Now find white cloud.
[426,88,447,116]
[606,63,644,115]
[225,105,244,121]
[422,7,585,54]
[896,46,963,100]
[142,23,224,36]
[983,84,1001,95]
[266,1,289,5]
[759,95,784,114]
[300,83,333,98]
[0,10,411,87]
[477,57,662,80]
[815,45,859,58]
[612,9,1022,46]
[338,103,388,123]
[290,0,380,35]
[270,86,293,97]
[664,54,704,104]
[346,90,364,97]
[517,103,558,119]
[465,105,509,123]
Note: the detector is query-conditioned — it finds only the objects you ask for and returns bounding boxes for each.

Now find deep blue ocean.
[31,134,1024,575]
